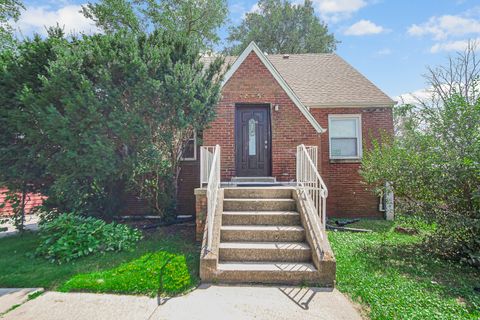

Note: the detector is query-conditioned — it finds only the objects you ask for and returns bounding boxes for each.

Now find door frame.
[234,103,272,177]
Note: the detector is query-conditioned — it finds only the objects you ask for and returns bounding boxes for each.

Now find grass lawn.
[328,220,480,320]
[0,225,200,296]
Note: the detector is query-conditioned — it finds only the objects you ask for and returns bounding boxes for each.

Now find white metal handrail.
[201,145,221,251]
[296,144,328,229]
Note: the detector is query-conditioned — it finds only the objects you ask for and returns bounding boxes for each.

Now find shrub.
[361,95,480,266]
[35,213,142,263]
[60,251,192,296]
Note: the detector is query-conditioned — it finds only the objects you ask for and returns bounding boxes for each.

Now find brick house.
[0,188,45,216]
[178,41,394,220]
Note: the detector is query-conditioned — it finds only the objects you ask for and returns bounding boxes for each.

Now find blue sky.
[13,0,480,99]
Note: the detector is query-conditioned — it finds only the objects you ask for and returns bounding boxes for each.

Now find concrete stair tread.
[231,177,276,183]
[223,198,296,212]
[223,211,299,216]
[221,225,304,231]
[224,198,295,202]
[222,211,301,226]
[224,186,293,190]
[218,261,317,272]
[219,241,310,250]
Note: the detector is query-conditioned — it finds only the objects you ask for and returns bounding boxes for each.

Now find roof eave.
[308,101,396,108]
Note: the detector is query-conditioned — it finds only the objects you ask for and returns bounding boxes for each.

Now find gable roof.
[203,42,396,133]
[266,54,395,107]
[221,42,326,133]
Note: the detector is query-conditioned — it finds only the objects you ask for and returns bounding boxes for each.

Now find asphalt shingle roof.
[267,53,394,107]
[203,53,394,107]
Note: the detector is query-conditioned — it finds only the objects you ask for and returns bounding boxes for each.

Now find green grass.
[61,251,191,296]
[0,226,200,295]
[329,220,480,320]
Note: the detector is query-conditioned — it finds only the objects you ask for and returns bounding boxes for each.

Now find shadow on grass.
[60,250,194,297]
[332,219,394,233]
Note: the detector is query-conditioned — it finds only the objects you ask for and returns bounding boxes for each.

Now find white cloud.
[408,15,480,40]
[241,3,259,19]
[241,0,368,23]
[394,87,435,105]
[311,0,367,22]
[249,3,260,14]
[313,0,366,13]
[344,19,386,36]
[14,4,99,37]
[430,38,480,53]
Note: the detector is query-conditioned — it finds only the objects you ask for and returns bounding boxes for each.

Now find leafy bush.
[60,251,192,296]
[361,95,480,266]
[35,213,142,263]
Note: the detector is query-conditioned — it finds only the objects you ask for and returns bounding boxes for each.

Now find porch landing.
[222,176,296,187]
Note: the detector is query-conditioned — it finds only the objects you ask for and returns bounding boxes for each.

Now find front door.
[235,104,271,177]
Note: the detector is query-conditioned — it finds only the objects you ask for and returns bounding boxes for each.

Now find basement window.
[328,115,362,159]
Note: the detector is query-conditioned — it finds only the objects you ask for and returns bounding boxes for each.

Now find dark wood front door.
[235,104,271,177]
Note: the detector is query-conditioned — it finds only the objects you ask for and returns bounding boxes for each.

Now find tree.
[0,29,223,219]
[82,0,228,48]
[360,42,480,266]
[225,0,337,55]
[0,0,24,49]
[0,29,64,230]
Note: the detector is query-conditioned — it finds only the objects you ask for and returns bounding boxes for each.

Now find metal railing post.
[296,144,328,229]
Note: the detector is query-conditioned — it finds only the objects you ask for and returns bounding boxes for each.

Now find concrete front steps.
[210,187,329,286]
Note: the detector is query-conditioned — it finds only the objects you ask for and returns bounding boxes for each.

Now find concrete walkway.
[153,285,363,320]
[1,285,363,320]
[0,215,39,238]
[0,288,43,315]
[1,291,158,320]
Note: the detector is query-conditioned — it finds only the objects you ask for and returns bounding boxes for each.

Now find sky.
[12,0,480,100]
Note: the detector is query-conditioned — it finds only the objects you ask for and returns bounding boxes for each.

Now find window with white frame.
[181,131,197,161]
[328,115,362,159]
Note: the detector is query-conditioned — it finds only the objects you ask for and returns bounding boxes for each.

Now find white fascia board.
[221,41,326,134]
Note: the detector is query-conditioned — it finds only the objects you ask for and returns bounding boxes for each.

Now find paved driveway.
[1,285,363,320]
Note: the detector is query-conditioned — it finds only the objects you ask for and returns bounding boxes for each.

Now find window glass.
[248,118,256,156]
[182,132,196,160]
[330,119,357,137]
[329,116,361,158]
[331,138,357,157]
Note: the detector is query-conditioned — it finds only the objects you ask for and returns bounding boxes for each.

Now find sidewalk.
[1,285,363,320]
[0,288,43,315]
[0,215,39,238]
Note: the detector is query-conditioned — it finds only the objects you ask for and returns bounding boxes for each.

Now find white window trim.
[328,114,362,160]
[181,130,197,161]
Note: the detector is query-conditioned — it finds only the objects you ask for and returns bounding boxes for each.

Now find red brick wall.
[120,193,150,215]
[203,51,321,182]
[310,107,394,218]
[0,188,46,216]
[200,51,394,218]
